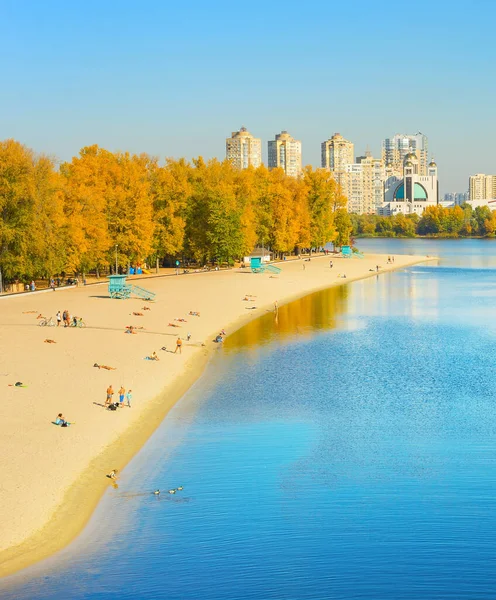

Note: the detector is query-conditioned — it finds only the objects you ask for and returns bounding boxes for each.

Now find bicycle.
[70,318,86,328]
[39,317,55,327]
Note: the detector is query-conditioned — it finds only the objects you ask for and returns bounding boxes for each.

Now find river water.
[3,239,496,600]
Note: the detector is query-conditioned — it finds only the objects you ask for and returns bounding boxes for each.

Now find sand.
[0,252,434,576]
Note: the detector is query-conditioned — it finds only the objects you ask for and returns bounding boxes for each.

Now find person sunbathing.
[141,306,151,311]
[145,352,159,361]
[189,311,200,316]
[94,363,116,370]
[175,318,187,322]
[44,339,56,343]
[168,322,180,327]
[132,312,144,316]
[37,313,46,319]
[125,326,138,334]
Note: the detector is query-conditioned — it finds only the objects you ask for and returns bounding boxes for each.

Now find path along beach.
[0,252,433,577]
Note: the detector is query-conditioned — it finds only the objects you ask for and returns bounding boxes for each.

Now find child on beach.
[55,413,71,426]
[126,390,132,407]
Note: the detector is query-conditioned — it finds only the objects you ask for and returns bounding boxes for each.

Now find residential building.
[226,127,262,170]
[382,133,429,176]
[444,192,469,205]
[356,153,386,214]
[379,154,439,216]
[267,131,302,177]
[321,133,354,172]
[469,174,496,200]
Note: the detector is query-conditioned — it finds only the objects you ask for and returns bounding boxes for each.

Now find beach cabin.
[243,247,272,265]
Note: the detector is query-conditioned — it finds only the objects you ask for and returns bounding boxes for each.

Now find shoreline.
[0,253,435,578]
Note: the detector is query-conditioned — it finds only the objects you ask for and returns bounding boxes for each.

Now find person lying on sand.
[22,310,38,314]
[125,326,138,334]
[44,339,56,343]
[132,312,144,316]
[94,363,116,370]
[243,297,255,301]
[141,306,151,311]
[174,318,187,322]
[189,311,200,316]
[55,413,72,426]
[37,313,46,319]
[168,322,180,327]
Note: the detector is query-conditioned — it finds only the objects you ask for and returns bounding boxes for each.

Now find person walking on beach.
[106,385,114,406]
[175,337,182,354]
[118,386,125,406]
[329,261,333,269]
[56,311,62,327]
[126,389,132,407]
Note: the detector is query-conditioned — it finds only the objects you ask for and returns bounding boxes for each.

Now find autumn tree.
[333,208,353,247]
[303,167,338,249]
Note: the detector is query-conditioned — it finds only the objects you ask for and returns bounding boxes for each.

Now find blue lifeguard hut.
[249,257,281,275]
[108,274,155,300]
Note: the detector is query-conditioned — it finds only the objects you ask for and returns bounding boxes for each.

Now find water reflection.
[224,284,350,353]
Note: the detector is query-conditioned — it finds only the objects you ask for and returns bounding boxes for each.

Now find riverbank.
[0,252,434,577]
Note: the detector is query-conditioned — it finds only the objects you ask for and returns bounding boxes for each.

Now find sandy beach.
[0,252,433,577]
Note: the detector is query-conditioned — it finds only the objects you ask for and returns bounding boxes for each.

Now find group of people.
[56,310,81,327]
[106,385,132,409]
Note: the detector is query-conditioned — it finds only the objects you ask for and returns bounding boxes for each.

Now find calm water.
[3,239,496,600]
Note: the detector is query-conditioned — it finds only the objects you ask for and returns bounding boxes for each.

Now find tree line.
[0,139,351,282]
[351,204,496,238]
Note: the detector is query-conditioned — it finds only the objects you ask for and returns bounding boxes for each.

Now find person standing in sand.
[106,385,114,406]
[118,386,125,406]
[126,389,132,407]
[175,337,182,354]
[56,311,62,327]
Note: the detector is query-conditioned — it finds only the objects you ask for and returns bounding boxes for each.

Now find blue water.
[3,239,496,599]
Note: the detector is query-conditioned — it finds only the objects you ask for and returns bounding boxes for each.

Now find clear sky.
[1,0,495,193]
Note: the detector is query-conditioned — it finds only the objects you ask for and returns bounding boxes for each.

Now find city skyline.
[1,1,494,196]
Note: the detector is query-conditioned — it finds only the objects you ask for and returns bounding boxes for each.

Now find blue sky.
[1,0,494,193]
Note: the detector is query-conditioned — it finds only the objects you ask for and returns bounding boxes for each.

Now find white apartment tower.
[382,133,429,176]
[226,127,262,170]
[321,133,354,171]
[469,174,496,200]
[268,131,302,177]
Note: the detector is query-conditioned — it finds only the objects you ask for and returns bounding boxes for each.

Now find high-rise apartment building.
[321,133,354,171]
[382,133,429,176]
[336,153,385,214]
[226,127,262,170]
[267,131,302,177]
[469,174,496,200]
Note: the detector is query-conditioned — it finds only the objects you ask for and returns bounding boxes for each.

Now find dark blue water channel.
[3,239,496,600]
